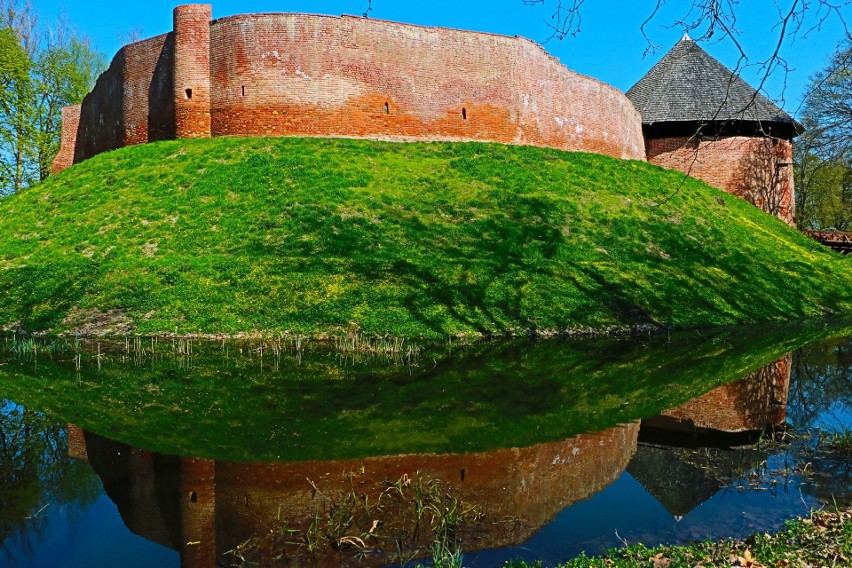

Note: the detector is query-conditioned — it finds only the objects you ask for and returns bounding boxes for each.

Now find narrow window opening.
[462,108,467,120]
[241,85,245,97]
[189,491,198,503]
[185,88,193,100]
[460,468,466,482]
[384,102,389,115]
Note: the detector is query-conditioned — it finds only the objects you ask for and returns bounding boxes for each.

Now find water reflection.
[71,423,638,566]
[628,357,791,519]
[0,324,835,462]
[0,328,849,567]
[60,355,806,566]
[0,403,100,565]
[789,337,852,506]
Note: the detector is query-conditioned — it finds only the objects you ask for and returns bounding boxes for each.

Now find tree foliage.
[0,1,105,197]
[796,39,852,230]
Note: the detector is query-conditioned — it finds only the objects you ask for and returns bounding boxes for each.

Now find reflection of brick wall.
[659,355,792,432]
[214,422,639,555]
[83,423,637,564]
[65,423,88,460]
[180,458,216,568]
[53,4,646,174]
[646,136,795,225]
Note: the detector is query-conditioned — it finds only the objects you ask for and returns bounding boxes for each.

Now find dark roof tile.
[626,35,798,129]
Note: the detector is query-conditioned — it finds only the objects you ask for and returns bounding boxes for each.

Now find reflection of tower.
[180,458,216,567]
[72,422,639,566]
[628,356,792,518]
[643,355,792,436]
[66,424,89,460]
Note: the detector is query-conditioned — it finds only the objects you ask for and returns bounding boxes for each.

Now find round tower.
[627,34,802,226]
[173,4,212,138]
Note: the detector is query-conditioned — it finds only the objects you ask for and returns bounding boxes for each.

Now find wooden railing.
[803,230,852,255]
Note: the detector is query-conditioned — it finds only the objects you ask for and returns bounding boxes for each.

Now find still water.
[0,323,849,567]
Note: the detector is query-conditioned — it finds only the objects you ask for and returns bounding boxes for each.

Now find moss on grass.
[0,138,850,338]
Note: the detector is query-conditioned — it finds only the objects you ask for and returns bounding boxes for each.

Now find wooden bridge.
[804,230,852,255]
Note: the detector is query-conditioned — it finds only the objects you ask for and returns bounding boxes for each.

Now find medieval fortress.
[53,4,799,224]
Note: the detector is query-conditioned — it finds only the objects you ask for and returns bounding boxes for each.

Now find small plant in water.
[221,468,483,567]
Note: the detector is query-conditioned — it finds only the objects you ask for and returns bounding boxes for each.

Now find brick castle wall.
[646,136,795,225]
[207,13,644,159]
[53,4,646,173]
[51,4,795,228]
[63,33,175,166]
[72,47,125,162]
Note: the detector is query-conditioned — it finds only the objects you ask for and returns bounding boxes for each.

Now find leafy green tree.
[31,32,105,182]
[0,1,104,197]
[0,26,33,195]
[795,39,852,230]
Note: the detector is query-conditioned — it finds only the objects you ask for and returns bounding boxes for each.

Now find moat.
[0,324,849,567]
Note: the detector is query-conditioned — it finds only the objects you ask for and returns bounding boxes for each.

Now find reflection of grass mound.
[1,138,851,337]
[0,323,847,461]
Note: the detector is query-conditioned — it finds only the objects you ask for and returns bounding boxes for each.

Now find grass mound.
[0,137,849,338]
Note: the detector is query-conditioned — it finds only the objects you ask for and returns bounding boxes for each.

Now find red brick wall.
[126,33,176,145]
[174,5,212,138]
[54,6,647,174]
[52,105,80,174]
[208,13,645,160]
[647,136,795,225]
[71,48,125,164]
[54,33,175,173]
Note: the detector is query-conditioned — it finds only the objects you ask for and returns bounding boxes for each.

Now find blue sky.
[36,1,851,117]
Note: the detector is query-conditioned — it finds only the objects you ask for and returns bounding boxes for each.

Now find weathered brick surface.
[174,4,212,138]
[127,33,175,145]
[52,105,80,174]
[52,4,646,174]
[67,33,175,169]
[207,13,645,160]
[73,48,125,163]
[647,136,795,225]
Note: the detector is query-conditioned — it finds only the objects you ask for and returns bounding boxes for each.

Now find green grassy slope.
[0,137,849,338]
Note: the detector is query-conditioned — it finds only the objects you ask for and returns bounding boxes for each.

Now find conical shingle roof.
[626,34,801,138]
